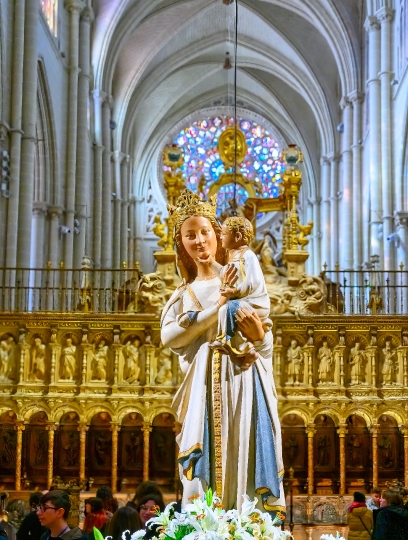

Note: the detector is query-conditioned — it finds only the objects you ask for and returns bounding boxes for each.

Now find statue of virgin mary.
[161,190,285,516]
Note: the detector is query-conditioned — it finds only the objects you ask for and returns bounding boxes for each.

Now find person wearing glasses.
[17,492,45,540]
[36,491,88,540]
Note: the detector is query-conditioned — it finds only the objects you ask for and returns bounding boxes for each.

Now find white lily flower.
[129,531,146,540]
[121,530,130,540]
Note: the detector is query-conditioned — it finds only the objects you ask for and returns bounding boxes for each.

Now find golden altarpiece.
[1,132,408,537]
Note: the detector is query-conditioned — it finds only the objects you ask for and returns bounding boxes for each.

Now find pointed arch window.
[41,0,58,37]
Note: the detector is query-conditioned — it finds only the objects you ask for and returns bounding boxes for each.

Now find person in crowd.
[136,494,165,540]
[366,487,381,511]
[36,490,88,540]
[127,483,164,511]
[106,507,141,540]
[347,492,373,540]
[372,490,408,540]
[83,498,109,540]
[17,493,45,540]
[0,522,8,540]
[95,487,118,518]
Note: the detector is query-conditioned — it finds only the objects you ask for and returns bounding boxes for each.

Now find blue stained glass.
[169,116,284,212]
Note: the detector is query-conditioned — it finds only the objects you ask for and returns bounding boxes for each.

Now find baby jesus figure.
[209,216,272,368]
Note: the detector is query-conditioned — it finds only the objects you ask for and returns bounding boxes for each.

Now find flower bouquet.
[320,535,346,540]
[105,489,293,540]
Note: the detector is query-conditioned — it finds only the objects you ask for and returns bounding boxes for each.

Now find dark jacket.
[372,505,408,540]
[40,527,89,540]
[17,511,46,540]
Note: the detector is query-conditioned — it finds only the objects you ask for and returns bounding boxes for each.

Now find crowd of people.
[1,482,167,540]
[347,487,408,539]
[3,483,408,540]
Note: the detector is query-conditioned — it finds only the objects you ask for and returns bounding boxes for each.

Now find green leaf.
[93,527,105,540]
[205,487,213,507]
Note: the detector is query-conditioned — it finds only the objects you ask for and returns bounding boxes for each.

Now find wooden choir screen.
[0,411,17,489]
[149,413,176,491]
[377,414,404,487]
[345,414,370,493]
[55,412,80,483]
[24,411,49,489]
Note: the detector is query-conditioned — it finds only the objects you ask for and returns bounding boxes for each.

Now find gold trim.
[186,285,204,311]
[212,349,223,496]
[278,468,285,478]
[263,503,286,512]
[239,253,246,281]
[178,443,203,460]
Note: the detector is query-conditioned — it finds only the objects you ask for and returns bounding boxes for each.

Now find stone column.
[365,16,383,261]
[17,0,40,267]
[48,206,63,268]
[110,423,120,492]
[128,196,136,268]
[46,424,57,489]
[6,0,25,267]
[120,156,130,266]
[312,198,322,273]
[320,157,331,268]
[142,422,152,481]
[349,92,364,269]
[378,7,395,269]
[92,90,106,268]
[101,99,112,268]
[30,203,48,268]
[329,155,340,268]
[74,6,94,268]
[78,423,88,483]
[112,151,124,268]
[401,426,408,488]
[306,424,316,495]
[15,422,25,490]
[371,423,380,488]
[63,0,85,268]
[340,97,354,270]
[337,423,348,494]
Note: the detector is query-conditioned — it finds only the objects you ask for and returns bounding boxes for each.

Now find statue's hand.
[223,263,238,287]
[235,308,265,342]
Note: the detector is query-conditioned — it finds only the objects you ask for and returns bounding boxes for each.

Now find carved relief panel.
[149,413,176,487]
[377,414,403,484]
[118,412,144,487]
[57,333,82,384]
[345,414,371,492]
[283,335,307,386]
[314,415,339,495]
[21,332,50,385]
[377,335,403,387]
[85,333,113,385]
[0,411,17,486]
[118,333,145,386]
[55,412,80,479]
[24,411,49,487]
[87,412,112,485]
[345,335,371,387]
[281,414,307,494]
[315,336,338,386]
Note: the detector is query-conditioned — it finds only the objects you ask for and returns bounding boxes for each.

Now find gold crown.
[168,189,217,230]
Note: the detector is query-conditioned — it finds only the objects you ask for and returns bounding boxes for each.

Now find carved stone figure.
[347,434,363,467]
[91,340,109,381]
[316,435,331,466]
[349,342,366,385]
[155,348,173,386]
[34,430,48,465]
[123,338,141,383]
[317,340,335,384]
[378,435,393,468]
[0,428,16,467]
[30,337,46,381]
[284,435,299,464]
[297,275,325,313]
[382,339,398,385]
[152,215,168,249]
[60,338,77,381]
[137,272,169,314]
[286,339,303,385]
[0,335,16,382]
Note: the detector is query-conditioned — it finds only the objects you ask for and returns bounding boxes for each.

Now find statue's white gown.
[161,276,285,514]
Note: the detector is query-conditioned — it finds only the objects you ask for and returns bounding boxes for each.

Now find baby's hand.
[219,286,238,299]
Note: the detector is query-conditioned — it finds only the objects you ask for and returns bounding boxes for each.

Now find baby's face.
[220,225,237,249]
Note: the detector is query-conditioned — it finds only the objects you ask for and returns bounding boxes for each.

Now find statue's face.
[180,216,218,264]
[66,338,72,345]
[355,343,360,349]
[34,338,41,346]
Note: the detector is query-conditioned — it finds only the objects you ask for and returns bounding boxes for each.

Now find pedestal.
[284,250,310,286]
